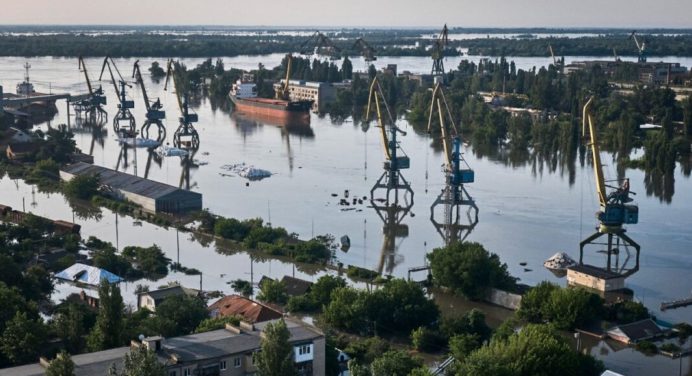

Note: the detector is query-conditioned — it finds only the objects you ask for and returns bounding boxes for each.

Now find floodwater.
[1,55,691,375]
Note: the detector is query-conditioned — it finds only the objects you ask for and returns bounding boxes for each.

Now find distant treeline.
[1,32,692,58]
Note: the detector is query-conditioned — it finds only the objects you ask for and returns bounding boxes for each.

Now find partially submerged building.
[209,295,283,324]
[137,285,199,312]
[566,264,626,293]
[59,162,202,214]
[606,319,665,345]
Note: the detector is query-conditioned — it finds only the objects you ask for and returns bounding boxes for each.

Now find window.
[183,368,191,376]
[298,344,311,355]
[233,357,241,368]
[169,372,177,376]
[220,360,226,370]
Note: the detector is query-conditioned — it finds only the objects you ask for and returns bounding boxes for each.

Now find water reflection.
[371,194,412,275]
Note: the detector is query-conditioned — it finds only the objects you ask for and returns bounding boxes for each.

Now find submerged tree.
[256,320,297,376]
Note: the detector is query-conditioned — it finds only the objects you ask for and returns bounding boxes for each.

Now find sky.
[0,0,691,28]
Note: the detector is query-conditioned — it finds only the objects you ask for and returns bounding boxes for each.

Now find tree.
[53,302,89,353]
[151,295,208,337]
[63,174,100,200]
[341,57,353,80]
[118,346,165,376]
[427,242,516,300]
[449,333,481,361]
[517,282,559,323]
[256,320,297,376]
[518,283,602,330]
[258,279,288,305]
[87,280,124,351]
[1,311,46,365]
[231,279,253,297]
[46,351,75,376]
[149,61,166,81]
[370,350,423,376]
[310,275,347,308]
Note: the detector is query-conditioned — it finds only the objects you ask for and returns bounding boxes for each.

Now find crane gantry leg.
[579,229,640,278]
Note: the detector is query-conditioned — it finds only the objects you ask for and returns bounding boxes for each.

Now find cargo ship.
[229,79,312,122]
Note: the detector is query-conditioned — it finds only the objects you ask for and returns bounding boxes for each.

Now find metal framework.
[132,60,166,142]
[72,56,108,125]
[99,56,135,135]
[629,31,647,63]
[299,31,342,60]
[352,37,377,62]
[164,60,200,150]
[427,82,478,245]
[580,97,640,277]
[431,24,449,79]
[366,76,413,207]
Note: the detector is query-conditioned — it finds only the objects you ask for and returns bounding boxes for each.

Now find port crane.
[431,24,450,80]
[132,60,166,142]
[299,31,342,60]
[72,56,107,124]
[427,82,478,244]
[352,37,377,63]
[276,54,294,101]
[366,76,413,209]
[629,31,647,63]
[548,43,563,72]
[99,56,136,135]
[164,59,200,150]
[580,97,640,277]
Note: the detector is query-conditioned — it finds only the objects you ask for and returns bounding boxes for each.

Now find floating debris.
[156,145,189,157]
[543,252,576,270]
[118,137,160,148]
[340,235,351,252]
[519,262,527,266]
[221,163,272,181]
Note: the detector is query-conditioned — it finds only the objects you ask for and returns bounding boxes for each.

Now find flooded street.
[1,54,691,374]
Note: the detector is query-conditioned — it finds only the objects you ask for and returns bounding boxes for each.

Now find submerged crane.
[352,37,377,62]
[299,31,342,60]
[99,56,136,135]
[629,31,647,63]
[431,24,449,79]
[427,82,478,244]
[73,56,107,124]
[580,97,640,277]
[366,76,413,208]
[132,60,166,142]
[164,59,200,150]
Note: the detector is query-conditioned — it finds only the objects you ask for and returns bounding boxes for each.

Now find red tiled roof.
[208,295,283,323]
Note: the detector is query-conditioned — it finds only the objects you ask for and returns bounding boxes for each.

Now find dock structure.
[660,296,692,311]
[59,162,202,214]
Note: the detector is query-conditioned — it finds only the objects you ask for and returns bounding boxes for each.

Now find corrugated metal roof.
[209,295,283,323]
[62,162,200,201]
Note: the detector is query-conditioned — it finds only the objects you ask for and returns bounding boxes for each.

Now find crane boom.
[276,54,293,100]
[352,38,377,62]
[78,56,93,95]
[367,77,391,160]
[548,44,558,66]
[132,60,151,111]
[164,59,185,115]
[583,97,607,207]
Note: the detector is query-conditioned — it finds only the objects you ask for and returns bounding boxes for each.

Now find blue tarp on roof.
[55,263,123,285]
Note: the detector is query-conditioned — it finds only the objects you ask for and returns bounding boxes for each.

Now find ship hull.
[229,95,311,123]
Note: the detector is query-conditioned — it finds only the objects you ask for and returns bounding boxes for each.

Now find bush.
[257,279,287,305]
[64,174,100,199]
[411,326,446,353]
[518,283,603,330]
[635,340,658,355]
[195,315,241,333]
[659,343,681,353]
[603,300,650,324]
[346,265,379,281]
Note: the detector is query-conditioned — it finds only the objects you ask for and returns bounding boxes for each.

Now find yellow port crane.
[431,24,449,79]
[579,97,640,276]
[164,59,199,150]
[276,54,293,101]
[427,82,478,244]
[73,56,107,123]
[365,76,413,206]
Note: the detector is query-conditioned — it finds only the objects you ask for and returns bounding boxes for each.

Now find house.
[64,290,100,309]
[281,275,313,297]
[55,263,123,286]
[2,318,326,376]
[606,319,664,344]
[6,141,38,160]
[137,285,199,312]
[209,295,283,324]
[567,264,626,293]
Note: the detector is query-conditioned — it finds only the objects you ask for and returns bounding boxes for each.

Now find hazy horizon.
[1,0,690,29]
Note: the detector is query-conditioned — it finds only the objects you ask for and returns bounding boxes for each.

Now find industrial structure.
[72,56,107,124]
[99,56,136,135]
[629,30,647,63]
[427,82,478,244]
[300,31,341,60]
[132,60,166,142]
[431,24,449,80]
[352,37,377,62]
[569,97,640,290]
[60,162,202,213]
[165,59,200,150]
[271,79,347,112]
[366,76,413,207]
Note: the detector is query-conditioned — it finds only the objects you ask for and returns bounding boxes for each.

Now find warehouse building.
[59,162,202,214]
[273,80,350,112]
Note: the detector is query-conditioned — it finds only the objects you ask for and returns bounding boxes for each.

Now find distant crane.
[431,24,450,80]
[276,54,293,101]
[299,31,342,60]
[629,31,647,63]
[132,60,166,142]
[73,56,107,124]
[352,37,377,63]
[613,47,621,62]
[366,76,413,207]
[580,97,640,277]
[164,59,200,150]
[427,82,478,244]
[99,56,135,135]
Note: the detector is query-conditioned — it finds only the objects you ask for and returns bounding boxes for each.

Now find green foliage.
[230,279,253,297]
[1,311,46,365]
[121,245,170,277]
[449,333,481,361]
[324,279,439,336]
[370,350,423,376]
[346,265,380,281]
[603,300,650,324]
[674,323,692,341]
[63,174,100,200]
[457,324,604,376]
[53,302,93,353]
[46,351,75,376]
[148,61,165,80]
[286,275,346,313]
[427,242,516,300]
[151,295,208,337]
[440,309,492,342]
[258,279,288,305]
[518,282,603,330]
[119,346,165,376]
[195,315,241,333]
[87,280,124,351]
[256,320,297,376]
[410,326,446,353]
[659,342,681,354]
[635,340,658,355]
[344,336,390,365]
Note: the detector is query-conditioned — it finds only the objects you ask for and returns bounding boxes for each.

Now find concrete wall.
[566,270,625,292]
[486,288,522,311]
[311,336,326,376]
